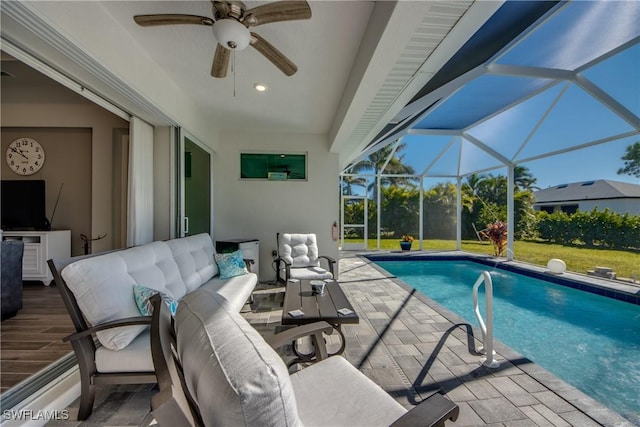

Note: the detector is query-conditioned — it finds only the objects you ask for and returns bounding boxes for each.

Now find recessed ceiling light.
[254,83,268,92]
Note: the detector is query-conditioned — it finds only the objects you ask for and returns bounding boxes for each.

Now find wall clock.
[5,137,46,176]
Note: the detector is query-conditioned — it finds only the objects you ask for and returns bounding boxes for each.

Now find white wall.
[214,130,339,282]
[580,199,640,216]
[1,102,129,254]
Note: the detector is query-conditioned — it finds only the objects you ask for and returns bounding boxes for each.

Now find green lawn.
[343,238,640,280]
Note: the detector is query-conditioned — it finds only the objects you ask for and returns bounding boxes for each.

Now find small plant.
[399,235,414,251]
[484,221,508,257]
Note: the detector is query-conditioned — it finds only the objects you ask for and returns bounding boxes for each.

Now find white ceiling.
[1,1,496,168]
[99,1,375,135]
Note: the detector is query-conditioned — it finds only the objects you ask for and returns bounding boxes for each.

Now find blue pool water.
[374,259,640,424]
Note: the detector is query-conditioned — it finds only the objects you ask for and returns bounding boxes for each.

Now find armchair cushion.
[278,233,335,282]
[288,267,333,281]
[278,233,320,268]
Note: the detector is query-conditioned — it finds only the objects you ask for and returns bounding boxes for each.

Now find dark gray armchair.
[1,240,24,321]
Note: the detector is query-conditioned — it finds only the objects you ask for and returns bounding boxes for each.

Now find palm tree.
[463,173,487,197]
[351,143,416,198]
[514,165,539,191]
[340,175,367,196]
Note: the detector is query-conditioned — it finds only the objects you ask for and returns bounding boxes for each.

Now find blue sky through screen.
[346,2,639,194]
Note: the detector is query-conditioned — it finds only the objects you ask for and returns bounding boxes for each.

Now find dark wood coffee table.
[282,279,359,359]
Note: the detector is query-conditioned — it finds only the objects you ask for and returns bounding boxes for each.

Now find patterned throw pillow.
[214,250,248,279]
[133,284,178,316]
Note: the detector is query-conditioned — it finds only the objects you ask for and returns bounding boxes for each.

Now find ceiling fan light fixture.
[254,83,268,92]
[212,19,251,50]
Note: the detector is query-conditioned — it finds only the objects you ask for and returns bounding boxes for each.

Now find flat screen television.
[1,180,48,230]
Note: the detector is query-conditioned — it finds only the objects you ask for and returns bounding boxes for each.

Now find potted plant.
[399,235,414,251]
[484,221,508,257]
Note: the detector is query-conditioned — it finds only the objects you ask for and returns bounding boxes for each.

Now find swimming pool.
[372,258,640,425]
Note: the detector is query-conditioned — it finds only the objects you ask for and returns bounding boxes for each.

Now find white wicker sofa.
[48,233,257,420]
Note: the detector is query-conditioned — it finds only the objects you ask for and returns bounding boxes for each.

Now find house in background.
[533,180,640,216]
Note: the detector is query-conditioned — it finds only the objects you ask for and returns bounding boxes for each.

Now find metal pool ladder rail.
[472,271,500,368]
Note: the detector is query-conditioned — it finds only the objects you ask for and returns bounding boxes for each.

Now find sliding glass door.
[178,131,212,237]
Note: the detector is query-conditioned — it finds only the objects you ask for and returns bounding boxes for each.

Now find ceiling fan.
[134,1,311,78]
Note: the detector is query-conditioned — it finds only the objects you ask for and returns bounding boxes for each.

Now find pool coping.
[357,250,638,426]
[363,250,640,306]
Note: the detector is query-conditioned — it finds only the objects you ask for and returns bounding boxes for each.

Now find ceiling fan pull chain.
[232,49,236,98]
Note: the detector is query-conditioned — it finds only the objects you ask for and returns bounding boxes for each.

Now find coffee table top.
[282,280,359,326]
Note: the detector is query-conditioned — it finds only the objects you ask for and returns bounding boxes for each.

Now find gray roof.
[533,180,640,204]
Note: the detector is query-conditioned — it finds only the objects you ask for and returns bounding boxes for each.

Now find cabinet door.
[22,244,44,275]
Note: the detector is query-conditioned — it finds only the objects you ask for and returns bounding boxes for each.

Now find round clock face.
[6,137,46,176]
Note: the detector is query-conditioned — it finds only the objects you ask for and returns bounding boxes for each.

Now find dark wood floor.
[0,281,74,392]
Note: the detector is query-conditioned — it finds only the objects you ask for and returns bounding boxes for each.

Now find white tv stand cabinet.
[2,230,71,285]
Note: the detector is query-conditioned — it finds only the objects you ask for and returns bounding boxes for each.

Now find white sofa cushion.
[291,356,407,426]
[95,331,154,373]
[176,287,301,427]
[201,272,257,313]
[61,241,186,350]
[166,233,218,293]
[279,233,320,268]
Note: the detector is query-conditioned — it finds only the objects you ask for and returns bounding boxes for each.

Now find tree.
[380,185,419,237]
[341,175,367,196]
[464,173,488,195]
[350,143,416,198]
[617,142,640,178]
[423,182,459,239]
[514,165,540,191]
[461,170,538,240]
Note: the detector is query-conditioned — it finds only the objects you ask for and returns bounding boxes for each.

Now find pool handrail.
[472,271,500,368]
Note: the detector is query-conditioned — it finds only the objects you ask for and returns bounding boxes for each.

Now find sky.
[524,138,638,190]
[347,1,640,192]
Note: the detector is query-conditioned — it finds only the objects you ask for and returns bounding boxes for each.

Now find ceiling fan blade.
[134,14,214,27]
[244,1,311,26]
[250,32,297,76]
[211,44,231,78]
[211,1,230,19]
